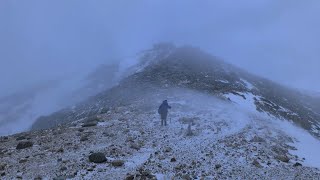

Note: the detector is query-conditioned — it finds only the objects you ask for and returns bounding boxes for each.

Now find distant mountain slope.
[31,44,320,138]
[0,64,119,136]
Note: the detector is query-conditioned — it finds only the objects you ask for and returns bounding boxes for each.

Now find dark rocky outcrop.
[16,141,33,150]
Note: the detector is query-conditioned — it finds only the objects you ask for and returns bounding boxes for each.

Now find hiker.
[158,100,172,126]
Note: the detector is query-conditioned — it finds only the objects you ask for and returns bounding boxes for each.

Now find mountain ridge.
[31,44,320,138]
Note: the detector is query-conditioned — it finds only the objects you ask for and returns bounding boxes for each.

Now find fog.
[1,0,320,95]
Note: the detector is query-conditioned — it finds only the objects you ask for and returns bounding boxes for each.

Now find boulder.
[16,141,33,150]
[82,121,98,128]
[275,155,290,163]
[89,153,107,163]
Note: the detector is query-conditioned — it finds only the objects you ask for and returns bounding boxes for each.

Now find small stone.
[57,148,64,153]
[53,176,66,180]
[170,158,177,162]
[0,164,6,171]
[215,164,222,169]
[252,159,262,168]
[80,136,89,142]
[125,175,135,180]
[293,162,302,167]
[164,147,172,153]
[130,143,141,150]
[87,167,94,172]
[34,176,42,180]
[1,172,5,176]
[60,167,67,171]
[111,160,125,167]
[16,172,23,179]
[19,158,28,163]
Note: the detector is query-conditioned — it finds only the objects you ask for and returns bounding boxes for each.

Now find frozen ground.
[0,88,320,179]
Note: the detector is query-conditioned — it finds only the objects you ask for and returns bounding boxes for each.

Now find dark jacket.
[158,100,171,116]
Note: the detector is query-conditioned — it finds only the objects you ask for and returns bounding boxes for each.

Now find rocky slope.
[1,88,320,179]
[32,44,320,138]
[1,44,320,179]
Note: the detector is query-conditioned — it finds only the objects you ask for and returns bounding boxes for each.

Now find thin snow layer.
[2,88,320,179]
[168,90,251,137]
[225,91,320,169]
[276,120,320,169]
[225,92,257,113]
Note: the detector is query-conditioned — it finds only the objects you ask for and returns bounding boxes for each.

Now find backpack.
[158,105,162,114]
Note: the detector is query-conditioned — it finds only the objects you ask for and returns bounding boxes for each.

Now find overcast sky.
[1,0,320,96]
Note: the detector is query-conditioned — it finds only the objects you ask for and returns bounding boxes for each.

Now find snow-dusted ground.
[0,88,320,179]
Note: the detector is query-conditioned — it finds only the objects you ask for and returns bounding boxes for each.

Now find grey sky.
[1,0,320,96]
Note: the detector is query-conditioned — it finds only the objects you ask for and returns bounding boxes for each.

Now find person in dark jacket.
[158,100,172,126]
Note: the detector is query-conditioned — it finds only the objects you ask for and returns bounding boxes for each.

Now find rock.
[125,175,135,180]
[181,174,192,180]
[16,136,26,141]
[16,141,33,150]
[89,153,107,163]
[215,164,222,169]
[171,158,177,162]
[19,158,28,163]
[0,164,6,171]
[80,136,89,142]
[87,167,94,171]
[82,121,98,127]
[60,166,67,171]
[275,155,290,163]
[130,143,141,150]
[164,147,172,153]
[111,160,125,167]
[1,172,5,176]
[53,176,67,180]
[293,162,302,167]
[85,115,101,122]
[250,136,266,143]
[16,172,23,179]
[252,159,262,168]
[34,176,42,180]
[57,148,64,153]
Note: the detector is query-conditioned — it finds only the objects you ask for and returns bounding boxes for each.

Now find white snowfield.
[0,88,320,179]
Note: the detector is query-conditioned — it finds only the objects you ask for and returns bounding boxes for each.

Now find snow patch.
[275,120,320,169]
[241,78,255,90]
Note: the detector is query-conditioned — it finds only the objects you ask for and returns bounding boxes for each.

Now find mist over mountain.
[1,1,320,179]
[0,63,123,136]
[1,44,320,179]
